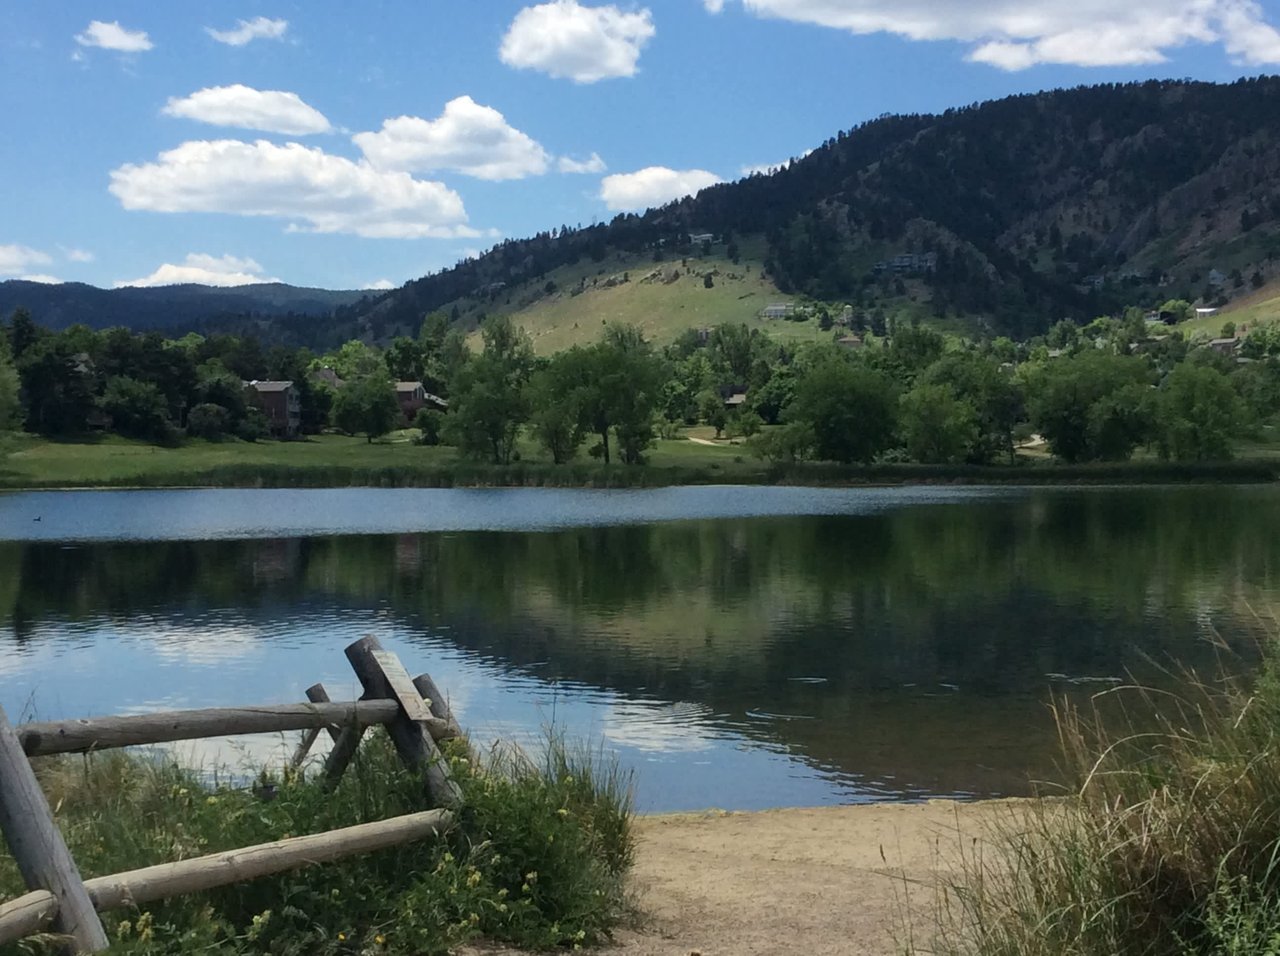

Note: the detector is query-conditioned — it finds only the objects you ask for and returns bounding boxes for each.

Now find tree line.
[2,305,1277,467]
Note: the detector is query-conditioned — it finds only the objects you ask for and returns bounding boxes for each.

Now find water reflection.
[0,486,1277,811]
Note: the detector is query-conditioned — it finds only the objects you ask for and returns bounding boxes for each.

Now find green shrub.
[0,732,633,956]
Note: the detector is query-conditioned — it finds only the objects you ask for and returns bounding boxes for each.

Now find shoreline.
[463,798,1030,956]
[1,457,1276,493]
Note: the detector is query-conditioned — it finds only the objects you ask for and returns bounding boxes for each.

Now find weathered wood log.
[412,673,464,740]
[87,808,453,910]
[0,811,453,944]
[0,889,58,948]
[18,701,450,757]
[290,684,339,768]
[345,637,462,808]
[0,705,109,953]
[321,722,366,787]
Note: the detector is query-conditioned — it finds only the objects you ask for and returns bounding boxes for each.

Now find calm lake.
[0,485,1276,812]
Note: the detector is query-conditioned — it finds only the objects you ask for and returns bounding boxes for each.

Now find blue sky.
[2,1,1279,291]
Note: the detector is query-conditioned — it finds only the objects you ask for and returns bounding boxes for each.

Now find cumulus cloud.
[704,0,726,11]
[739,149,811,177]
[61,247,95,263]
[74,20,153,52]
[116,253,280,288]
[599,166,722,211]
[558,152,607,174]
[0,244,52,276]
[109,139,475,239]
[354,96,550,180]
[713,0,1280,69]
[205,17,289,46]
[18,274,62,285]
[363,278,396,290]
[500,0,655,82]
[162,85,332,135]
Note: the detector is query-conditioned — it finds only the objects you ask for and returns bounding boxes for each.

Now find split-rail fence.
[0,635,465,954]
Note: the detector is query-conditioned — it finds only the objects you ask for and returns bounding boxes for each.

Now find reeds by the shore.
[931,647,1280,955]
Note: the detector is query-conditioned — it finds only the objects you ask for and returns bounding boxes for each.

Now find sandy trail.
[463,799,1019,956]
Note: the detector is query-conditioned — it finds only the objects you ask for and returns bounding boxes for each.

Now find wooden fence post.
[0,705,109,954]
[345,637,462,808]
[291,683,339,768]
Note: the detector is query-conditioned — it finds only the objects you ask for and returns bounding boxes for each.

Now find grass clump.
[933,650,1280,956]
[0,732,633,956]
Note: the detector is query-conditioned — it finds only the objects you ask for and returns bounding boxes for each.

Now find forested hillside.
[0,280,370,344]
[350,76,1280,341]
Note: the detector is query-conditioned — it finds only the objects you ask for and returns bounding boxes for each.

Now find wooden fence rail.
[0,636,465,954]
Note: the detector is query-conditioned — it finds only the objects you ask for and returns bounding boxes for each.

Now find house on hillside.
[395,382,448,425]
[837,334,864,349]
[247,381,300,438]
[761,303,796,319]
[688,232,715,245]
[1208,336,1242,355]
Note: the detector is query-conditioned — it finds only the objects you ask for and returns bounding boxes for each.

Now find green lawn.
[0,432,459,487]
[3,427,1278,490]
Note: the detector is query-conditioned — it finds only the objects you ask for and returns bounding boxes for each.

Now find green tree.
[100,376,175,443]
[899,383,979,463]
[528,357,585,464]
[444,316,534,463]
[384,337,425,382]
[788,358,897,463]
[187,403,232,441]
[4,308,44,363]
[0,336,19,431]
[332,374,399,442]
[17,342,95,435]
[1024,352,1154,462]
[589,325,665,464]
[324,340,383,381]
[920,353,1023,463]
[1155,363,1247,461]
[697,389,728,438]
[413,407,444,446]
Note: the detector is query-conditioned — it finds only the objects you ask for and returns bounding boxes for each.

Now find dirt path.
[463,799,1020,956]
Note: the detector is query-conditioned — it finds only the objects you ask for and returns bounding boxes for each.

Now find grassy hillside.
[451,241,838,354]
[1177,281,1280,338]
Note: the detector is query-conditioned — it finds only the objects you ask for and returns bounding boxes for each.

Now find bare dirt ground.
[462,799,1022,956]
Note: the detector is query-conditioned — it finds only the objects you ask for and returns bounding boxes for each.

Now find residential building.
[247,381,300,438]
[761,303,796,319]
[395,381,447,425]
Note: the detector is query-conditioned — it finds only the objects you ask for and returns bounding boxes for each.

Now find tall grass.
[932,648,1280,955]
[0,731,633,955]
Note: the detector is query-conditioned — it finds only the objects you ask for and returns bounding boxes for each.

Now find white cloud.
[205,17,289,46]
[704,0,727,11]
[74,20,153,53]
[713,0,1280,69]
[18,274,62,285]
[558,152,607,174]
[599,166,722,211]
[500,0,655,83]
[61,247,95,263]
[363,278,396,290]
[109,139,475,239]
[116,253,280,288]
[162,85,332,135]
[354,96,549,180]
[1220,1,1280,64]
[0,244,52,276]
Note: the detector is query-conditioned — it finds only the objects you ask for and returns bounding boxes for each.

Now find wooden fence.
[0,635,465,954]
